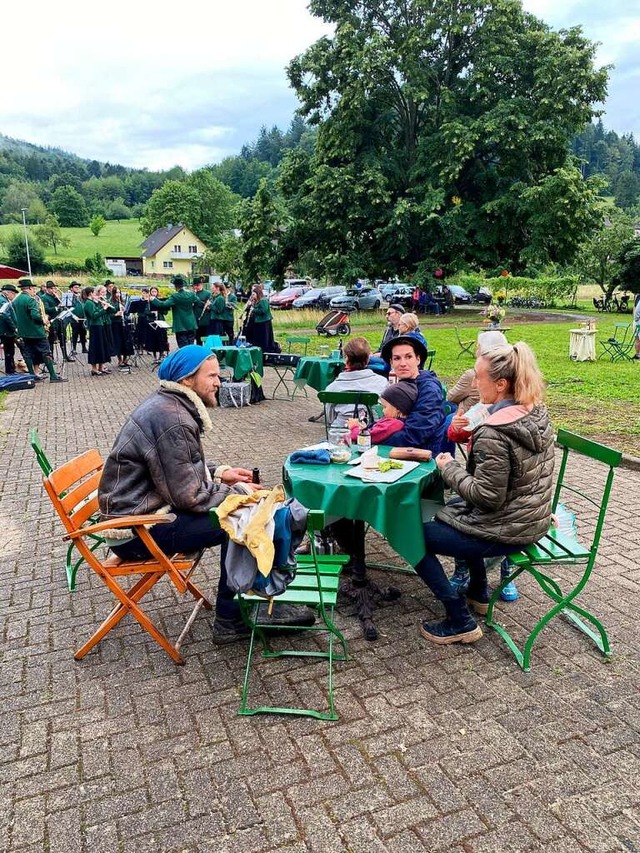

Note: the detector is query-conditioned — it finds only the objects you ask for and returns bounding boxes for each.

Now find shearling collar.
[159,380,214,433]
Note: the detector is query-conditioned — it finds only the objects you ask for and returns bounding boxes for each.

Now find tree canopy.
[281,0,608,278]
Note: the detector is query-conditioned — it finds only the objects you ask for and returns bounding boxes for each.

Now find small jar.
[328,427,352,462]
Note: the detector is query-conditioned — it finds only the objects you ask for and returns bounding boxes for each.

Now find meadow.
[0,219,144,264]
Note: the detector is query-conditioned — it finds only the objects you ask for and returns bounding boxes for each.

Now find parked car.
[437,284,472,304]
[329,287,382,311]
[269,284,312,309]
[292,286,346,309]
[471,286,493,304]
[384,285,414,306]
[379,281,412,300]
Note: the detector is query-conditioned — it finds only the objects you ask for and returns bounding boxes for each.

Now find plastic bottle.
[554,503,577,539]
[388,368,398,384]
[356,425,372,453]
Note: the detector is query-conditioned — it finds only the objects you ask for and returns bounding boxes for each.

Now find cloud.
[1,0,638,170]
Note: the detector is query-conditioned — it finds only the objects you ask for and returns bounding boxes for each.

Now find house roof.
[140,223,186,257]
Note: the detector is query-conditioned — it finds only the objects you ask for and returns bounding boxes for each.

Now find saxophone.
[37,293,51,330]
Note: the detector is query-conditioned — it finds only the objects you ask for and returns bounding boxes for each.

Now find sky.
[1,0,638,172]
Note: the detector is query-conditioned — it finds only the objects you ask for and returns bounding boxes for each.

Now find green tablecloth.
[293,356,344,392]
[213,346,263,381]
[283,447,442,566]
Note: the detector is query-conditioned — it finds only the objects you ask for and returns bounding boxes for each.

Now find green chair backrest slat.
[317,391,379,406]
[30,428,53,477]
[556,429,622,469]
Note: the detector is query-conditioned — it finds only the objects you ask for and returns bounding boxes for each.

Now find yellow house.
[140,224,208,278]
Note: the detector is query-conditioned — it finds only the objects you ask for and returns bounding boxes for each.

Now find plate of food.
[345,458,420,483]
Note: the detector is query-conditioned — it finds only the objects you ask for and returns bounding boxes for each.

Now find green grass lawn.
[271,309,640,456]
[0,219,144,265]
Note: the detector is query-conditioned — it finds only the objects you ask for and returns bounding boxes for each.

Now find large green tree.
[282,0,608,277]
[0,228,46,271]
[574,209,635,299]
[141,170,236,247]
[51,185,89,226]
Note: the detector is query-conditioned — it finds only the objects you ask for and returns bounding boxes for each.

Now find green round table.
[293,356,344,392]
[213,346,263,381]
[283,447,441,566]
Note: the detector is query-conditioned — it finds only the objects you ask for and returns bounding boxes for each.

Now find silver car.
[329,287,383,311]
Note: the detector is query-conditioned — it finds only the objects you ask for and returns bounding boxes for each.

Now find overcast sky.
[1,0,638,172]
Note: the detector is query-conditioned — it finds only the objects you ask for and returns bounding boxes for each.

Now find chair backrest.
[286,335,310,355]
[553,429,622,560]
[204,334,226,349]
[425,349,435,370]
[317,390,380,437]
[30,427,53,477]
[43,449,104,537]
[611,323,632,343]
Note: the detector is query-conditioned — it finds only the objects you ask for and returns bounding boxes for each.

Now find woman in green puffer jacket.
[415,341,555,646]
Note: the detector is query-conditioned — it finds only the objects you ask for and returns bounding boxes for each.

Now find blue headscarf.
[157,345,214,382]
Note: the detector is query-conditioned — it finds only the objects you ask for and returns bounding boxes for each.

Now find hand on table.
[435,452,455,472]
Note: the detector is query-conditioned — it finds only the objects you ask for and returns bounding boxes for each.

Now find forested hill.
[1,117,638,228]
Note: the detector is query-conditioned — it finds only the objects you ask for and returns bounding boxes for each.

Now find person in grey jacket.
[415,341,555,646]
[98,345,314,643]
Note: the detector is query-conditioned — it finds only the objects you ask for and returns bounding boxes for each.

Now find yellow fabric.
[216,486,285,576]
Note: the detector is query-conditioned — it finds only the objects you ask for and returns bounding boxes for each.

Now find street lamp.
[21,208,32,277]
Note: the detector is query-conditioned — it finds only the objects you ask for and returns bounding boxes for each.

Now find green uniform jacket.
[252,297,272,323]
[194,289,211,328]
[41,291,62,321]
[210,293,226,322]
[84,298,114,327]
[0,294,18,336]
[72,299,86,320]
[153,290,197,333]
[223,294,236,323]
[12,292,47,339]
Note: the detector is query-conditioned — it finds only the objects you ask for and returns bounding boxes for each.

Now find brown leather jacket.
[99,382,236,518]
[436,404,554,544]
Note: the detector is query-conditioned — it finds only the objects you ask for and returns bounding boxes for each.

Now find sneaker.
[499,560,519,602]
[49,375,68,383]
[257,603,316,627]
[64,355,76,363]
[212,616,252,645]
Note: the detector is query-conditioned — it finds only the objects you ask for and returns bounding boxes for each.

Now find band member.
[84,285,115,376]
[146,286,170,362]
[152,275,197,348]
[243,284,277,352]
[66,282,88,354]
[109,285,133,369]
[0,283,19,374]
[192,277,212,346]
[41,280,74,362]
[12,279,67,382]
[221,283,236,344]
[207,283,226,337]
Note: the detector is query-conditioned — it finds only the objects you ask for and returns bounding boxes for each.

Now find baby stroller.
[316,309,351,337]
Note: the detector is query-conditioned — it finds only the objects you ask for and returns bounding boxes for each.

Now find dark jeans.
[414,519,522,604]
[110,511,238,619]
[1,335,16,373]
[176,331,196,348]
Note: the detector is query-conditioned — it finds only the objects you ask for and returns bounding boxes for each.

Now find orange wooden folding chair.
[43,449,212,665]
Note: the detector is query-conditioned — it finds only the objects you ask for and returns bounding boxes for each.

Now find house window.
[188,245,198,254]
[173,244,181,253]
[163,261,173,268]
[151,261,155,269]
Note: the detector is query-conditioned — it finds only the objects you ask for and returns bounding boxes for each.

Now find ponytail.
[481,341,545,407]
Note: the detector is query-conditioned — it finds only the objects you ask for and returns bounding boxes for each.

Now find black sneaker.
[257,603,316,627]
[212,616,252,645]
[49,375,68,383]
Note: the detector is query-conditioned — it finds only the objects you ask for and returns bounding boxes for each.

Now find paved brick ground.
[1,354,639,853]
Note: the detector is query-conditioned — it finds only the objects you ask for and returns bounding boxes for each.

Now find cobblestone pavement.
[1,355,639,853]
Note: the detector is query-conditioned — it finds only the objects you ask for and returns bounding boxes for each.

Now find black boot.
[466,580,490,616]
[420,597,482,645]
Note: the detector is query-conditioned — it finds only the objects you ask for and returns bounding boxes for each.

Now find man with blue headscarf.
[99,345,314,642]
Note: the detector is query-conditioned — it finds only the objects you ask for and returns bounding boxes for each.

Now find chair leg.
[74,571,187,665]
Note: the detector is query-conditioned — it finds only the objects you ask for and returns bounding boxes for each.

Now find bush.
[450,272,578,306]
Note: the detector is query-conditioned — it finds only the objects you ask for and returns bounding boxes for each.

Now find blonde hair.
[479,341,545,406]
[398,312,419,333]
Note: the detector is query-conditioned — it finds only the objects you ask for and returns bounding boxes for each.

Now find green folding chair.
[235,510,348,721]
[317,390,380,438]
[486,429,622,671]
[30,428,104,591]
[425,349,436,370]
[455,327,475,358]
[598,323,635,362]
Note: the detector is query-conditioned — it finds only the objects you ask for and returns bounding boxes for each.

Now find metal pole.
[21,208,32,277]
